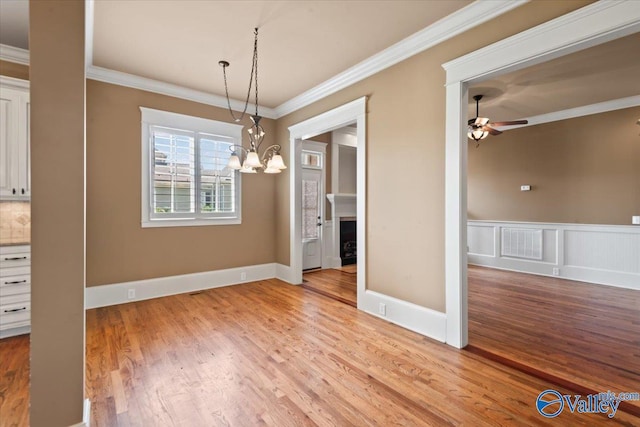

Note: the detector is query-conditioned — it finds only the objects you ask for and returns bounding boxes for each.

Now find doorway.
[442,0,639,349]
[288,97,367,309]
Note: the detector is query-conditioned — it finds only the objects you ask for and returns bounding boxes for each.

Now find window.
[141,107,243,227]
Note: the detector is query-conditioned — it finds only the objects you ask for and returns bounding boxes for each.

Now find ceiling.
[92,0,471,108]
[1,1,638,120]
[468,32,640,122]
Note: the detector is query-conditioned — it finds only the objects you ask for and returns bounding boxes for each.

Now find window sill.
[141,217,241,228]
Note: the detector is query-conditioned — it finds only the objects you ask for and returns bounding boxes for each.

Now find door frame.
[442,1,640,348]
[301,140,327,271]
[288,97,367,303]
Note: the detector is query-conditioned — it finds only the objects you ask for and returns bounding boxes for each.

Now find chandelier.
[219,28,286,174]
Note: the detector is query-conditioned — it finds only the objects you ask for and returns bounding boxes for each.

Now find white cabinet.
[0,76,30,199]
[0,245,31,338]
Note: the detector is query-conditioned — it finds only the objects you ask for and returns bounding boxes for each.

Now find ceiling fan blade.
[484,125,502,136]
[490,119,528,127]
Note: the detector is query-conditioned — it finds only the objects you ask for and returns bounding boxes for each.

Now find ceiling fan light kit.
[219,28,287,174]
[467,94,528,147]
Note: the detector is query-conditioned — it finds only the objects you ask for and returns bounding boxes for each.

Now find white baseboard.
[0,325,29,339]
[275,263,298,284]
[68,399,91,427]
[359,290,447,343]
[326,257,342,269]
[86,263,277,309]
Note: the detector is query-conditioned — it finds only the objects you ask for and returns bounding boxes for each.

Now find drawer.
[0,301,30,330]
[0,266,30,277]
[0,276,30,298]
[0,252,31,268]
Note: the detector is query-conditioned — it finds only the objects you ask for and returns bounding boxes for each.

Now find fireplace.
[339,220,357,265]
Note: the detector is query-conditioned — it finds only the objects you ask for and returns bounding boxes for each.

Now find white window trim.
[140,107,244,228]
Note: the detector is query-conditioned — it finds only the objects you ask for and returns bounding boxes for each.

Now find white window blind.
[141,107,243,227]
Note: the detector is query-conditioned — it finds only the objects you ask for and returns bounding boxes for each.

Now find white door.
[302,167,323,270]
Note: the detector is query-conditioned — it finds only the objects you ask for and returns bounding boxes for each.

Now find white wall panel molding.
[86,263,278,309]
[468,220,640,290]
[359,290,447,343]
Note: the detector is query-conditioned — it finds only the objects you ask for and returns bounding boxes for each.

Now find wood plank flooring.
[84,280,638,426]
[1,274,639,426]
[302,269,357,307]
[0,335,29,427]
[468,265,640,415]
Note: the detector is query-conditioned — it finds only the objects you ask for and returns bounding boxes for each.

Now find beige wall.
[29,1,86,426]
[0,59,29,80]
[468,107,640,225]
[86,80,277,286]
[274,0,591,312]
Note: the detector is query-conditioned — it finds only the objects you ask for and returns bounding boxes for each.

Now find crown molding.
[86,65,278,119]
[273,0,528,118]
[496,95,640,131]
[0,44,29,65]
[443,0,640,85]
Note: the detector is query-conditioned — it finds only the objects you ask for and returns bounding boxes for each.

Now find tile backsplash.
[0,201,31,245]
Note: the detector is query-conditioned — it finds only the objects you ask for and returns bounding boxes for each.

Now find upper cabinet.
[0,77,30,200]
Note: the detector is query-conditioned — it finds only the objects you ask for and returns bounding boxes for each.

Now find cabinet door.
[0,89,19,198]
[0,85,29,198]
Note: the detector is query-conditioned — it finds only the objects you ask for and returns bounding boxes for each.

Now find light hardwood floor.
[302,269,357,307]
[1,276,639,426]
[467,265,640,416]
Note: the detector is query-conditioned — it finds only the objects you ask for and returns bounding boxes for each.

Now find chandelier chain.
[220,28,260,123]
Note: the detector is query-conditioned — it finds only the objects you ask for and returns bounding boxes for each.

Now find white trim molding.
[0,44,29,65]
[360,291,447,343]
[68,399,91,427]
[86,263,278,309]
[273,0,527,118]
[497,95,640,130]
[443,0,640,349]
[0,75,29,90]
[87,65,278,120]
[288,97,367,294]
[468,220,640,290]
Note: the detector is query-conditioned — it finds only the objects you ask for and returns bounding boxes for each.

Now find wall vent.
[501,228,543,260]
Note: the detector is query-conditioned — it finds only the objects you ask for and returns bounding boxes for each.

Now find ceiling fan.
[468,95,528,146]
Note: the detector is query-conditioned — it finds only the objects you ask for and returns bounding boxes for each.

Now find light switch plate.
[633,216,640,225]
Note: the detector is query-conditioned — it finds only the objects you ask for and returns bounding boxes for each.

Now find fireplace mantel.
[326,193,356,218]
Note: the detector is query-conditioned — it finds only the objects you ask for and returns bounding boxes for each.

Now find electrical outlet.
[127,289,135,299]
[379,303,386,316]
[632,216,640,225]
[552,268,560,276]
[520,185,531,191]
[240,272,247,281]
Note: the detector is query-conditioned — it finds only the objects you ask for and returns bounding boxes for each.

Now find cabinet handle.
[21,188,25,194]
[4,280,27,285]
[12,188,16,195]
[4,307,27,313]
[3,256,27,261]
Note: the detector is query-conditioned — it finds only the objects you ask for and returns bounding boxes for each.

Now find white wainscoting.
[86,263,296,308]
[468,220,640,290]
